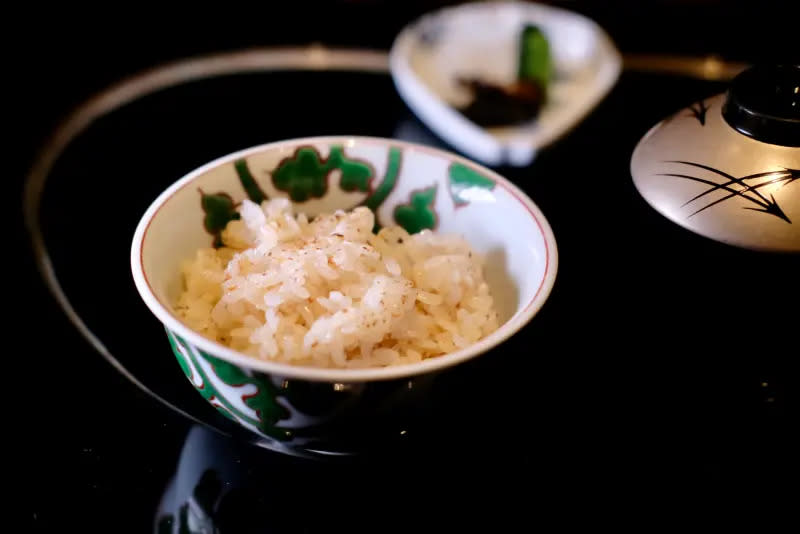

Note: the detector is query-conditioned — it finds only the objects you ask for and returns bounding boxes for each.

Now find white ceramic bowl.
[390,1,621,166]
[131,136,558,453]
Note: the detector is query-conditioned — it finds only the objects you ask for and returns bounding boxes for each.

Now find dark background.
[9,0,798,170]
[14,1,797,532]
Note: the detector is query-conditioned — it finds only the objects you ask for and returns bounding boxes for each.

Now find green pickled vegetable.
[517,24,551,89]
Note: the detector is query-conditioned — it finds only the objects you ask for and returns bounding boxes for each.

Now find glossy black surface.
[722,64,800,146]
[24,68,797,531]
[16,3,798,532]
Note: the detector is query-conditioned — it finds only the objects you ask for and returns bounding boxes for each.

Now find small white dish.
[390,1,621,167]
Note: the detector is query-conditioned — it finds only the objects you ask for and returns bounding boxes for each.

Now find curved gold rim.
[622,53,748,81]
[22,45,745,439]
[22,47,390,452]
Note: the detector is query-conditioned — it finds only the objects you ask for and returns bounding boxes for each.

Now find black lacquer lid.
[722,64,800,147]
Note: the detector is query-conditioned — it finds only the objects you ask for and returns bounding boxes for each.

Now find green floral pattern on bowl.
[200,143,495,245]
[167,329,291,441]
[166,326,436,452]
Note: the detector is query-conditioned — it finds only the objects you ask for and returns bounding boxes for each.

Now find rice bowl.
[131,136,557,453]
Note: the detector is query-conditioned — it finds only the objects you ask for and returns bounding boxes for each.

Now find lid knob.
[722,64,800,147]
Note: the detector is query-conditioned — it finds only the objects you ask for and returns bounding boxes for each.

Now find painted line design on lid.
[657,161,800,223]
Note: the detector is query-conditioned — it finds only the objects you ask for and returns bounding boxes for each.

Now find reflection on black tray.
[34,70,794,502]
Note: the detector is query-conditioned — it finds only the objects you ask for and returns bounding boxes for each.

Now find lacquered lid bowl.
[631,65,799,252]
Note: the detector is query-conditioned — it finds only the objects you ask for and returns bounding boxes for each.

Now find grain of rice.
[176,199,499,368]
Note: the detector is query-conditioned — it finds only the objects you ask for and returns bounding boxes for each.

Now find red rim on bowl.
[131,136,558,382]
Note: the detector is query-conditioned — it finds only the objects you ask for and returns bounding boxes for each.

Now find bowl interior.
[135,137,555,373]
[407,1,603,107]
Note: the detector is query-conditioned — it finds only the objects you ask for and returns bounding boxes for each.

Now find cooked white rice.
[175,198,498,369]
